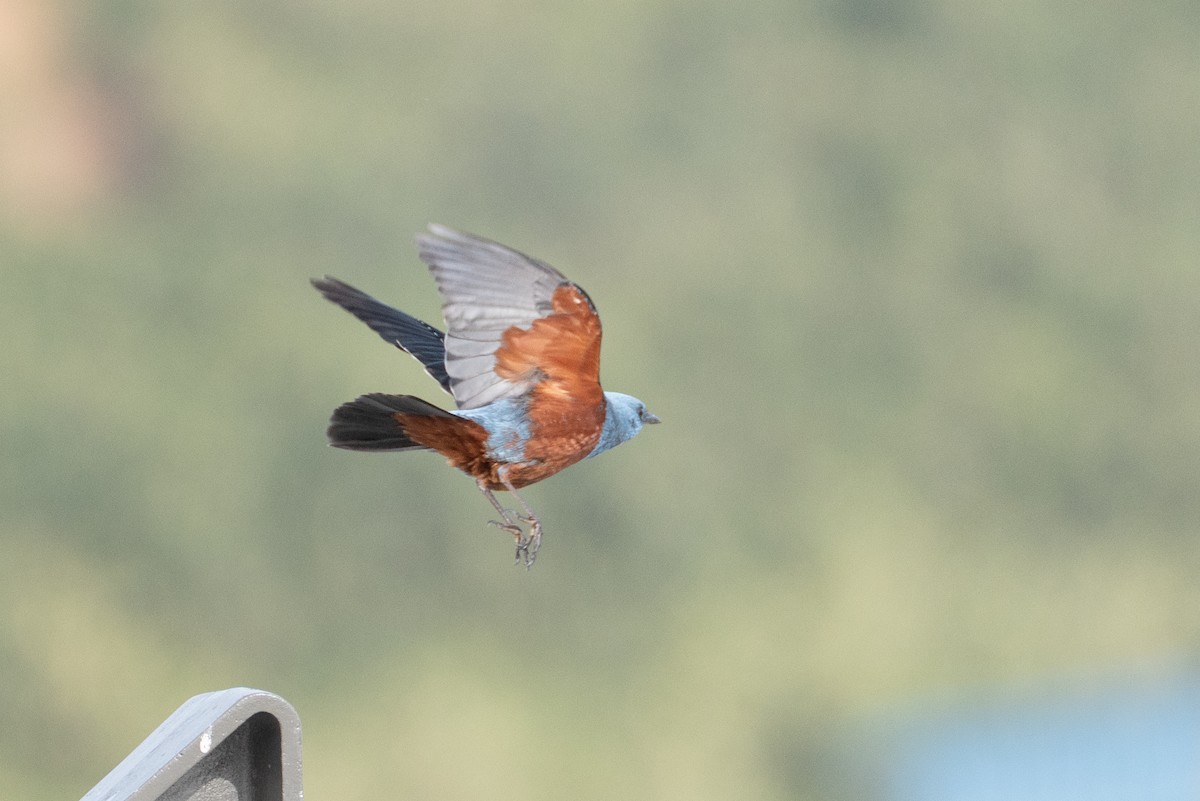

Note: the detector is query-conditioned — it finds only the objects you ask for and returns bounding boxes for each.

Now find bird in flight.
[313,225,659,566]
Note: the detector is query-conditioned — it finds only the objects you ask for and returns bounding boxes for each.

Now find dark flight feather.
[311,277,452,394]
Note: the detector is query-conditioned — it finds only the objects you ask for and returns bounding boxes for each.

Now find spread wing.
[311,276,452,394]
[415,224,604,412]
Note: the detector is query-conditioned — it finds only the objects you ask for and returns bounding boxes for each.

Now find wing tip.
[311,275,361,300]
[417,225,514,263]
[418,223,476,251]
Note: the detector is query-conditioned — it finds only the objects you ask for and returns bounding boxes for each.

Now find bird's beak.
[644,411,661,425]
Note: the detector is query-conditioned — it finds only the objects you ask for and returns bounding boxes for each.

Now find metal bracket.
[81,687,302,801]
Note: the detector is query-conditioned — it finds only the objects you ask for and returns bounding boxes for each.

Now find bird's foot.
[487,517,523,540]
[513,515,542,569]
[488,515,542,568]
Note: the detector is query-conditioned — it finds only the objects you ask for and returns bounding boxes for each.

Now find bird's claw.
[487,518,522,537]
[513,516,542,569]
[487,515,542,568]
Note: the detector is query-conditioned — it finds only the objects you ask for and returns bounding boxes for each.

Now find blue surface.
[878,674,1200,801]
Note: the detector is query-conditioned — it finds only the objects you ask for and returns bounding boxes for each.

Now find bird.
[312,224,659,566]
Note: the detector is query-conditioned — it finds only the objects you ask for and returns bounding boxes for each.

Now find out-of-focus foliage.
[2,0,1199,798]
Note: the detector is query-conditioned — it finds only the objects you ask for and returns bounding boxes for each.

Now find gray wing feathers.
[416,224,568,409]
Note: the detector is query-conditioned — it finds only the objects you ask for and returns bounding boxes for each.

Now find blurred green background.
[3,0,1199,798]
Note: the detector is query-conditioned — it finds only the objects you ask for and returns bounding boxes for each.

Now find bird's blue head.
[587,391,660,459]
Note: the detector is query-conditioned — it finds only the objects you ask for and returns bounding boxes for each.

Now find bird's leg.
[499,473,542,568]
[477,474,542,568]
[478,482,523,540]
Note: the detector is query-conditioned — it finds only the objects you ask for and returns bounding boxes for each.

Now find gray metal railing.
[81,688,302,801]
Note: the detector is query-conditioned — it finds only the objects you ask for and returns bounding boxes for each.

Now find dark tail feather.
[327,393,454,451]
[312,276,452,394]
